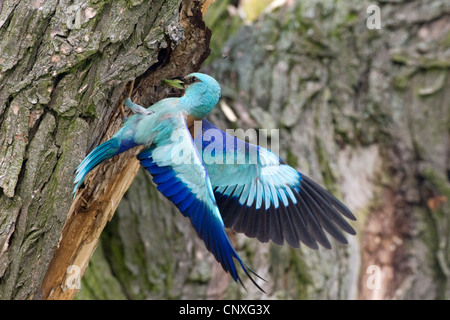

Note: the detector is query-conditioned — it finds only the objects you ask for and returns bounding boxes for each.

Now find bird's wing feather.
[196,119,356,249]
[73,116,143,197]
[138,114,263,290]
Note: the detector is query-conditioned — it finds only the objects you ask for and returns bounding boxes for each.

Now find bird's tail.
[73,139,121,198]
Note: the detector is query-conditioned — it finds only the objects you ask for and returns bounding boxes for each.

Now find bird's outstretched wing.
[138,114,264,290]
[195,120,356,249]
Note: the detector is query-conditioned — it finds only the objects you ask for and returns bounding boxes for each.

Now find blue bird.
[73,72,356,292]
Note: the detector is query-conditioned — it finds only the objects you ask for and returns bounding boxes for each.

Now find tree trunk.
[0,0,211,300]
[77,0,450,300]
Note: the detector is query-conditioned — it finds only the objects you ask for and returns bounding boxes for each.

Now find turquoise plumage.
[73,73,356,292]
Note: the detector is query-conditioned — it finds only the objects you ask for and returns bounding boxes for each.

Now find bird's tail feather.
[235,256,267,293]
[73,139,120,197]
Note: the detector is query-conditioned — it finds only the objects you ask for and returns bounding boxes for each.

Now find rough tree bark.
[77,0,450,300]
[0,0,211,300]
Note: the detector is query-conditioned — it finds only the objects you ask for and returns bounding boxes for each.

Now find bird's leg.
[124,98,154,115]
[122,79,154,116]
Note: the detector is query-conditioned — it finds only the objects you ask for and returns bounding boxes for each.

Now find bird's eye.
[184,77,201,85]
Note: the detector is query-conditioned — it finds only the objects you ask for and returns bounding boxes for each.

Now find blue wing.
[138,114,264,290]
[73,120,141,197]
[196,120,356,249]
[73,99,158,197]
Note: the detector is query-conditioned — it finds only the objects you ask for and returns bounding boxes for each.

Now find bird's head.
[166,73,221,119]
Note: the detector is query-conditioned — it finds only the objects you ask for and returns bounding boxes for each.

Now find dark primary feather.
[213,175,356,250]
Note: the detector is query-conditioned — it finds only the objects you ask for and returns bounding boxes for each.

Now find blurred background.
[74,0,450,299]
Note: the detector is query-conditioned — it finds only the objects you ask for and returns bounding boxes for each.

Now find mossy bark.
[78,0,449,299]
[0,0,211,300]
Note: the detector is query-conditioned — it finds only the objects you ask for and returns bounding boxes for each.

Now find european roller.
[73,73,356,292]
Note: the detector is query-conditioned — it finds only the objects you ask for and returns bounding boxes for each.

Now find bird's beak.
[162,77,185,89]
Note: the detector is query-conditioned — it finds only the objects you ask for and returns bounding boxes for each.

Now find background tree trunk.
[0,0,211,300]
[77,0,450,300]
